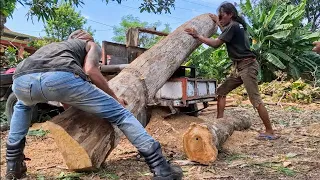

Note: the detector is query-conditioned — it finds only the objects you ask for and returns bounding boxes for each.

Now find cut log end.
[44,108,120,171]
[183,123,218,165]
[45,121,94,171]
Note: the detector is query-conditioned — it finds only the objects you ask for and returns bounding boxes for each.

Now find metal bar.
[181,78,188,106]
[138,28,169,36]
[100,64,128,73]
[169,77,217,83]
[194,79,198,97]
[184,95,217,101]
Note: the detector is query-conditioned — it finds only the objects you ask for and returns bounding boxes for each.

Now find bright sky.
[6,0,240,44]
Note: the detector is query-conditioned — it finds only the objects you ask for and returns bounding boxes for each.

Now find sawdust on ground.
[1,102,320,180]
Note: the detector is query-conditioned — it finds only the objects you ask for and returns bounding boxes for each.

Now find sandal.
[255,133,280,140]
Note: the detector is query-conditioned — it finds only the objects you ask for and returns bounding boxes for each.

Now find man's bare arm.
[185,27,224,48]
[196,35,224,48]
[83,41,119,101]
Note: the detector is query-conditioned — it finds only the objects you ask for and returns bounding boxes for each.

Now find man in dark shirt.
[218,21,256,61]
[185,2,278,141]
[5,30,183,180]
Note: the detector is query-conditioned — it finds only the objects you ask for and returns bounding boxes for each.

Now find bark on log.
[0,13,6,35]
[183,117,251,165]
[45,13,217,171]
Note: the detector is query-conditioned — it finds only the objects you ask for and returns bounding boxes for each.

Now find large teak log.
[45,13,217,171]
[183,117,251,165]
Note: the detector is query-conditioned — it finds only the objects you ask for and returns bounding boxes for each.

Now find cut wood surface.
[183,117,251,165]
[146,109,205,153]
[44,108,121,171]
[45,13,217,171]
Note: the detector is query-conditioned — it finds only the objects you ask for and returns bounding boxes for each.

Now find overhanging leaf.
[272,24,293,32]
[288,63,301,79]
[268,49,294,63]
[258,7,266,24]
[245,0,254,19]
[265,30,291,40]
[264,4,277,28]
[264,52,286,69]
[301,57,318,69]
[296,32,320,43]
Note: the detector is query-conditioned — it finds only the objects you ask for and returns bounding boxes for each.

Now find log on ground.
[183,117,251,165]
[45,13,217,171]
[145,108,205,154]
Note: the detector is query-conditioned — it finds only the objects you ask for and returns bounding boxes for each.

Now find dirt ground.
[1,100,320,180]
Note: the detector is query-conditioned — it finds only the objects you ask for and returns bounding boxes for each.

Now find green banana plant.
[240,0,320,82]
[184,45,232,83]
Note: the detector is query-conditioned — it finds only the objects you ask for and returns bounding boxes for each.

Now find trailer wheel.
[5,93,38,128]
[180,104,198,117]
[137,107,151,127]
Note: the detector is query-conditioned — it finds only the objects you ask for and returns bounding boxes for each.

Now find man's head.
[217,2,237,27]
[68,29,94,42]
[217,1,247,30]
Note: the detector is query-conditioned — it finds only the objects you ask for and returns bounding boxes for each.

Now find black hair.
[218,2,247,30]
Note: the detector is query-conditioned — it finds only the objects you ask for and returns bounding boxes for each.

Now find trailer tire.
[180,104,198,117]
[5,93,38,128]
[137,107,151,127]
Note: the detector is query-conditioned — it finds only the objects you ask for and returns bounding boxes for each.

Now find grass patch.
[57,172,84,180]
[98,172,119,179]
[251,162,296,177]
[28,128,50,137]
[276,166,296,176]
[93,169,119,180]
[36,175,46,180]
[278,120,290,127]
[226,153,247,164]
[285,106,302,112]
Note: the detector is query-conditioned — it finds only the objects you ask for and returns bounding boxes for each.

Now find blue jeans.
[9,71,155,151]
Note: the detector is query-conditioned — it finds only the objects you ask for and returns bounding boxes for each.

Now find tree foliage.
[112,15,171,48]
[0,0,16,17]
[240,0,320,82]
[43,3,94,41]
[107,0,175,14]
[257,0,320,31]
[0,46,29,67]
[0,0,83,22]
[1,0,175,22]
[291,0,320,31]
[185,44,232,83]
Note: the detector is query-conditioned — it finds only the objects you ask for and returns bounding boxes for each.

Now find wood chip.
[36,165,57,170]
[172,160,197,166]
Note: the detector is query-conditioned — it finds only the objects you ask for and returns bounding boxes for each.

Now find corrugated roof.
[3,28,37,39]
[1,36,32,45]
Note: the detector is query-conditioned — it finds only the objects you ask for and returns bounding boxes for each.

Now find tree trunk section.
[0,13,6,35]
[183,117,251,165]
[45,13,217,171]
[145,108,205,153]
[45,108,121,171]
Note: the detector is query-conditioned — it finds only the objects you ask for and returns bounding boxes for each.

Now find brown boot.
[139,141,183,180]
[6,138,29,180]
